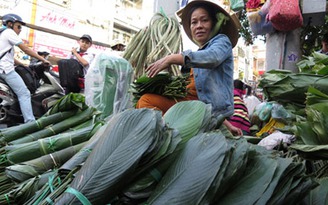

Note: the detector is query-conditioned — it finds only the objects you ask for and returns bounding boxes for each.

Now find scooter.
[0,63,65,125]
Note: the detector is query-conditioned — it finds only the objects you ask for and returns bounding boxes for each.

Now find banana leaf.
[254,157,293,205]
[259,70,328,105]
[0,174,14,195]
[0,111,76,146]
[25,122,109,204]
[219,152,278,205]
[146,132,228,205]
[283,175,318,205]
[266,162,307,205]
[45,93,88,115]
[131,73,189,103]
[306,86,328,106]
[58,121,108,178]
[119,101,215,203]
[203,137,249,204]
[296,102,328,146]
[85,53,135,119]
[163,100,215,145]
[289,144,328,160]
[300,177,328,205]
[24,168,77,205]
[5,143,85,183]
[1,125,97,166]
[0,171,55,205]
[0,143,83,195]
[56,108,166,205]
[9,107,98,145]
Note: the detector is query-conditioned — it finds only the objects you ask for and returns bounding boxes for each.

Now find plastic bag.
[258,130,295,150]
[271,103,293,120]
[248,0,275,35]
[244,95,262,117]
[268,0,303,31]
[85,52,134,119]
[230,0,244,12]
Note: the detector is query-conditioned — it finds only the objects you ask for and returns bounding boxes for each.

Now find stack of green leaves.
[296,51,328,75]
[259,70,328,106]
[0,171,55,205]
[118,101,215,204]
[131,73,189,104]
[4,101,319,204]
[25,122,110,204]
[9,107,98,145]
[142,134,318,205]
[292,87,328,160]
[0,93,104,203]
[301,177,328,204]
[5,143,85,184]
[0,124,99,167]
[55,108,174,204]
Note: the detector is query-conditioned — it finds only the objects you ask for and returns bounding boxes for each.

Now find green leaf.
[56,108,165,205]
[219,154,278,205]
[147,132,228,205]
[164,101,214,144]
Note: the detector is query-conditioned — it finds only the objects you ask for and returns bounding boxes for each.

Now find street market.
[0,0,328,204]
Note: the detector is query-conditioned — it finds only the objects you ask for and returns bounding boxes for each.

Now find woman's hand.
[228,125,243,136]
[146,56,171,78]
[146,54,184,78]
[223,120,243,136]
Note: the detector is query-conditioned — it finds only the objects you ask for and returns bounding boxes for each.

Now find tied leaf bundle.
[131,73,190,104]
[123,12,182,78]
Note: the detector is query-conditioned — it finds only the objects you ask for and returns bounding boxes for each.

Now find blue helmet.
[2,13,25,26]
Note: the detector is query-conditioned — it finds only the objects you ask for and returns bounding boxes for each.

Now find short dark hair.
[234,79,245,90]
[322,33,328,43]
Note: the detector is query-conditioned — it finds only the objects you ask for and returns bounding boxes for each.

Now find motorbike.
[0,63,65,125]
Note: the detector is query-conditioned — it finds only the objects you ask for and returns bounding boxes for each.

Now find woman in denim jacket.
[136,0,242,135]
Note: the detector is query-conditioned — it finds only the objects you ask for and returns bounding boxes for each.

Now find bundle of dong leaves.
[131,73,190,104]
[259,70,328,107]
[0,93,103,204]
[1,100,323,205]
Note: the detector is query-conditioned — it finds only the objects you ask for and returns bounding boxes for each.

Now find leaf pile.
[131,73,190,103]
[296,51,328,75]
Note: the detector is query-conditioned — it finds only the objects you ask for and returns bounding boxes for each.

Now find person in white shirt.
[0,13,50,123]
[67,34,95,76]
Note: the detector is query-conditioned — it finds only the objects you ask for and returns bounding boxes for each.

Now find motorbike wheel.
[0,106,9,123]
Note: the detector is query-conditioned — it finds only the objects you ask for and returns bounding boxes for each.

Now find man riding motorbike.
[0,13,51,123]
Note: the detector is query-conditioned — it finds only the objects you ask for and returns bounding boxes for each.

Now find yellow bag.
[256,117,285,137]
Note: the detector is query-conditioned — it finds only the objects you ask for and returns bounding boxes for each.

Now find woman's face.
[190,7,213,46]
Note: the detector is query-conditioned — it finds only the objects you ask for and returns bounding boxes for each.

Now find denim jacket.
[181,34,234,118]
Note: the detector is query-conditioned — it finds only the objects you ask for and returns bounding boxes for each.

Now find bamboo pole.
[0,15,111,48]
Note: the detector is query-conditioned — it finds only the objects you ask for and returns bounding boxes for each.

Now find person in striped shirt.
[228,79,251,135]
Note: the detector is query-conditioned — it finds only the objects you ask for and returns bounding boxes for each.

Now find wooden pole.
[24,23,112,48]
[0,15,111,48]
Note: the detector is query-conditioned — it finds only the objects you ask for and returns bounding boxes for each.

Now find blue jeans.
[0,70,35,123]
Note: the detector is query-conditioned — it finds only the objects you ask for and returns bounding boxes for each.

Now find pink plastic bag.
[268,0,303,31]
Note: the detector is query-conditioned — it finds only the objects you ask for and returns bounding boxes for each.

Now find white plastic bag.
[258,130,295,150]
[85,52,134,118]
